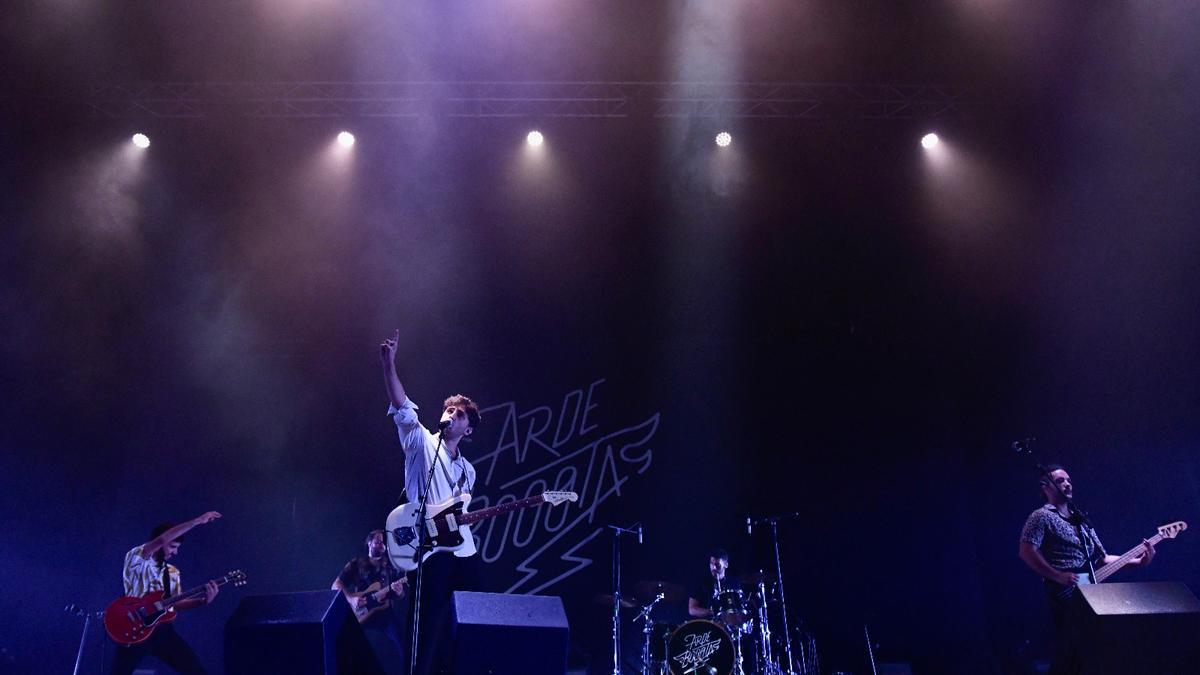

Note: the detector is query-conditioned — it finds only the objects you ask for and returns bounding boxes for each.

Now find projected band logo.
[469,378,659,594]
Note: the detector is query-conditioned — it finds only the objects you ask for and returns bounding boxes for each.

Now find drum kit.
[596,572,800,675]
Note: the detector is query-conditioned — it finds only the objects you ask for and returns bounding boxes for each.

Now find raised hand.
[192,511,222,526]
[380,329,399,365]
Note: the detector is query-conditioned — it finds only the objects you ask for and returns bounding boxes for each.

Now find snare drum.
[667,620,734,675]
[714,589,750,627]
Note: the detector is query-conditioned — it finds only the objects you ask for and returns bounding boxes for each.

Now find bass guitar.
[1049,521,1187,600]
[104,570,247,646]
[386,491,578,572]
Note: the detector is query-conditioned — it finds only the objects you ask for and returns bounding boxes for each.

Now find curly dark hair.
[443,394,481,429]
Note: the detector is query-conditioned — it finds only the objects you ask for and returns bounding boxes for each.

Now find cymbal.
[593,593,635,609]
[739,571,778,586]
[633,580,687,604]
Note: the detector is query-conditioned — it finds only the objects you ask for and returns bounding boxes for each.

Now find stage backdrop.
[2,4,1200,674]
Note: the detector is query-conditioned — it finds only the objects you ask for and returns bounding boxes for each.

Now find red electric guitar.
[104,570,247,646]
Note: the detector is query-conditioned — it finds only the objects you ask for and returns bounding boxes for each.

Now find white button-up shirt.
[388,397,476,505]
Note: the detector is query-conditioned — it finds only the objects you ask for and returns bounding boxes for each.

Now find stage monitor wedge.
[452,591,569,675]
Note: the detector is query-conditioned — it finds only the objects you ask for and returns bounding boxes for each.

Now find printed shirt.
[122,545,181,598]
[388,397,476,505]
[690,574,742,612]
[1020,504,1107,572]
[337,556,400,595]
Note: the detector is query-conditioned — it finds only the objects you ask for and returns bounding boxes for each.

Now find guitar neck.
[1093,532,1164,583]
[458,494,546,526]
[161,575,234,609]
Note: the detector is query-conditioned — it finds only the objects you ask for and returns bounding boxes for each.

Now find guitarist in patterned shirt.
[110,511,223,675]
[333,529,409,674]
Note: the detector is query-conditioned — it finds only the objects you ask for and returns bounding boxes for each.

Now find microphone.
[747,516,753,536]
[434,419,451,434]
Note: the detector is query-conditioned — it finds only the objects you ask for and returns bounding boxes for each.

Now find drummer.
[687,548,742,619]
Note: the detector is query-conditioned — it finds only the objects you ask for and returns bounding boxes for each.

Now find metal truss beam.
[81,81,980,120]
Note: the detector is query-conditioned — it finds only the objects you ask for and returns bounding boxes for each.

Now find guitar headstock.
[543,491,579,506]
[222,570,249,587]
[1158,521,1188,539]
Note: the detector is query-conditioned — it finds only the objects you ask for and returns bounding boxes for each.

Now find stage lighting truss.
[81,81,980,121]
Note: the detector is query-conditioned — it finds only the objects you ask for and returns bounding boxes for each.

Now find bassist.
[1018,465,1155,675]
[110,511,223,675]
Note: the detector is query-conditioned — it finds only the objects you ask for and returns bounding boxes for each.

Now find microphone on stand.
[1011,437,1036,453]
[434,419,451,434]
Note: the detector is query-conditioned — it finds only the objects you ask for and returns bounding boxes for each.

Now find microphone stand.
[1013,439,1099,584]
[607,523,642,675]
[750,511,804,674]
[407,430,447,675]
[65,604,102,675]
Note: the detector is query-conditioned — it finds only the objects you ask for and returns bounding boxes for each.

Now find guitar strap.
[436,451,470,496]
[160,562,172,598]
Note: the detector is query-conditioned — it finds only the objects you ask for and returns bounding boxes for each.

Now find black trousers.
[362,607,409,675]
[109,623,206,675]
[1046,589,1084,675]
[408,553,481,675]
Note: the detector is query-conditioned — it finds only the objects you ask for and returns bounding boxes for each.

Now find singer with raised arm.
[1018,464,1155,675]
[379,329,482,675]
[109,512,223,675]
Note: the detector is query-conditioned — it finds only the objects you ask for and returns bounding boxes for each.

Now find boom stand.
[607,523,642,675]
[66,604,101,675]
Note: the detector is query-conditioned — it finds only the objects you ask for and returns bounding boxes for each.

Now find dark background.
[2,2,1198,673]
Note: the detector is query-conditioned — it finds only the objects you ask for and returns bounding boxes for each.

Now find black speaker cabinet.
[224,590,382,675]
[1076,582,1200,674]
[451,591,569,675]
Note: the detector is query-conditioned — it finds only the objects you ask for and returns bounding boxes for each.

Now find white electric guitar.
[385,491,578,572]
[1050,520,1187,600]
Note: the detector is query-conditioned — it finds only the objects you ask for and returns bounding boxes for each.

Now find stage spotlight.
[131,133,150,149]
[337,131,355,148]
[526,130,544,147]
[921,133,940,149]
[715,131,732,148]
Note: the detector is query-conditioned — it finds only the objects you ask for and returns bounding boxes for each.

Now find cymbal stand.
[635,592,665,675]
[752,573,779,674]
[750,511,803,673]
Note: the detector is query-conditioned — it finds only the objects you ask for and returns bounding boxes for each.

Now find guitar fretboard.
[161,573,241,609]
[1094,532,1166,583]
[458,494,547,526]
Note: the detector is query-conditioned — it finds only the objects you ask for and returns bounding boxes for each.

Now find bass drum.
[667,619,734,675]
